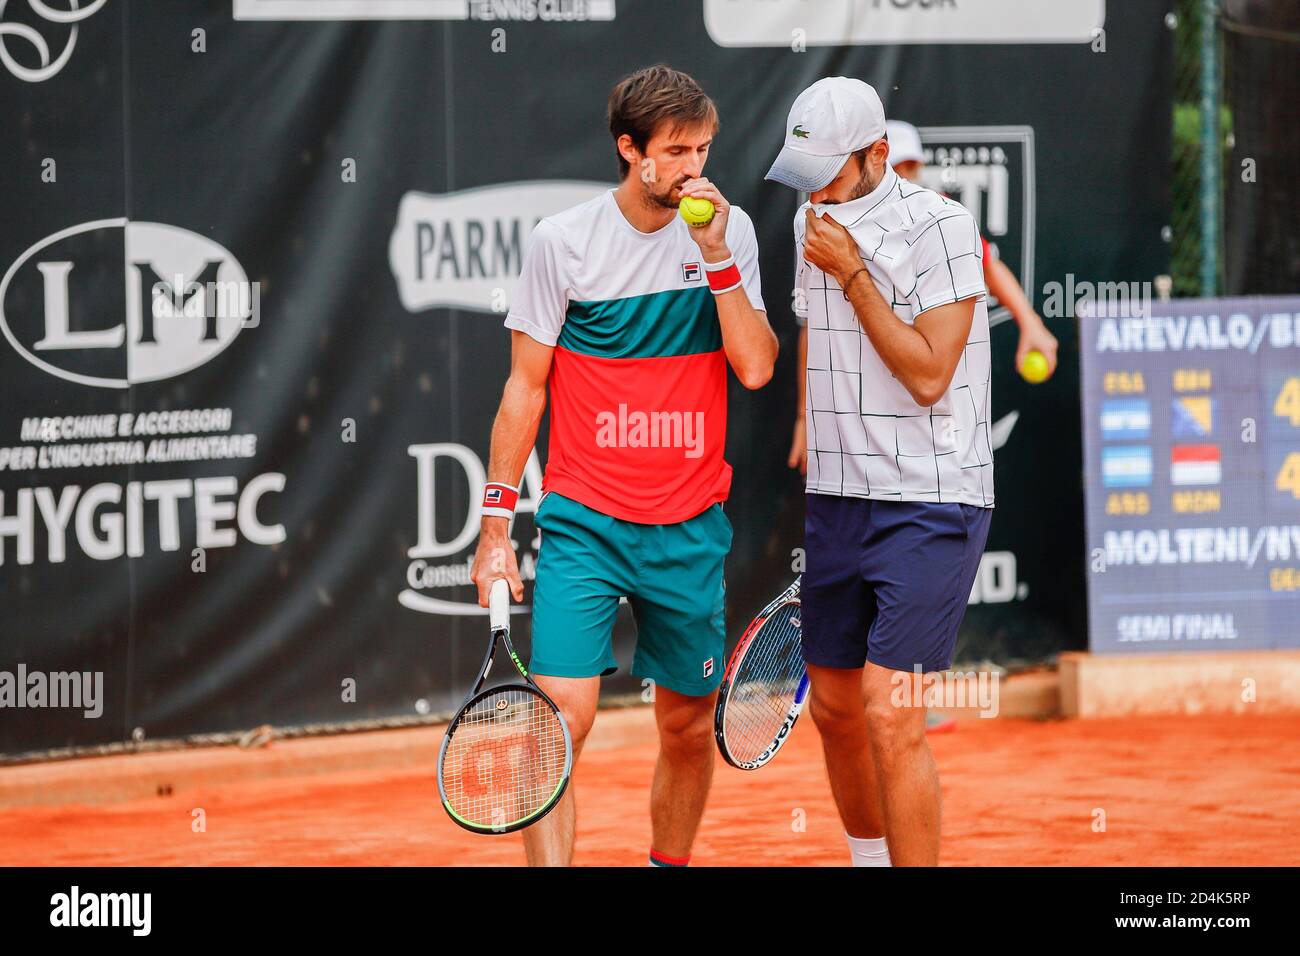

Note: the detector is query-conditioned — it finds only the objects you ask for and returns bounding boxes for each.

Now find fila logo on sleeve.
[682,261,702,283]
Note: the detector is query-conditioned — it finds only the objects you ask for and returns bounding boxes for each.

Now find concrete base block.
[1059,650,1300,718]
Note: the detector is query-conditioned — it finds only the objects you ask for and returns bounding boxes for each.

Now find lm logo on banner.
[1,219,256,388]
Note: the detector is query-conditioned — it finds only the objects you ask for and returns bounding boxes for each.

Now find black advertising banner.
[1080,296,1300,653]
[0,0,1171,757]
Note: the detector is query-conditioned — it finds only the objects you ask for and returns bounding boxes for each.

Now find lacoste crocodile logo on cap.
[792,124,811,138]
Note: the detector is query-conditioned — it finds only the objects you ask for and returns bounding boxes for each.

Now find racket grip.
[489,578,511,630]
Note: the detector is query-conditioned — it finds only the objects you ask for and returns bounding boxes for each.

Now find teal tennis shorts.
[529,491,732,697]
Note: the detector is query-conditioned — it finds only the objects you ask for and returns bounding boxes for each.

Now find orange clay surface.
[2,709,1298,866]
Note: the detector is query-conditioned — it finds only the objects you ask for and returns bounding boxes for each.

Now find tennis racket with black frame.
[437,579,573,834]
[714,576,809,770]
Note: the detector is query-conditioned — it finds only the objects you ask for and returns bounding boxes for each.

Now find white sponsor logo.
[400,443,543,616]
[967,551,1027,605]
[0,474,286,565]
[914,127,1037,310]
[234,0,616,21]
[704,0,1104,46]
[988,410,1018,451]
[389,181,609,315]
[1,220,255,388]
[0,0,108,82]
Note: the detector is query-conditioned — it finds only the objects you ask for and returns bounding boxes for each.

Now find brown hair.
[607,65,719,179]
[853,132,888,170]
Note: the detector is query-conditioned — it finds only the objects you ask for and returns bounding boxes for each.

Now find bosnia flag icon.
[1172,396,1215,439]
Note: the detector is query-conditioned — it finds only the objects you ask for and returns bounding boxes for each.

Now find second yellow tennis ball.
[1020,350,1050,384]
[679,196,715,227]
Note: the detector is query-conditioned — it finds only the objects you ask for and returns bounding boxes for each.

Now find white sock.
[846,833,892,867]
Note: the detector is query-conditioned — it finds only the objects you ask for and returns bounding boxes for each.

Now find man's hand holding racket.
[470,518,524,605]
[679,176,730,255]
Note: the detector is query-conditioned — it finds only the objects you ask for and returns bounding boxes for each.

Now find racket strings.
[722,602,805,763]
[442,688,567,829]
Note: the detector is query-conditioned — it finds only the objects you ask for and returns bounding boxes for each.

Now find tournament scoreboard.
[1080,295,1300,653]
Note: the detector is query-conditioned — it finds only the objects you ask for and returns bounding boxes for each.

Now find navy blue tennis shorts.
[801,493,993,673]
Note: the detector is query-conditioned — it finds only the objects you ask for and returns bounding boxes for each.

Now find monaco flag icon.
[1170,445,1222,486]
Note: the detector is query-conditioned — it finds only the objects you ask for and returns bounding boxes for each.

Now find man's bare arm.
[985,255,1059,379]
[469,331,553,604]
[679,177,778,389]
[841,275,976,407]
[714,288,777,390]
[788,324,808,473]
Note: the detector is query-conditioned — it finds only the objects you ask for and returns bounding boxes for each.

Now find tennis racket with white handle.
[437,579,573,833]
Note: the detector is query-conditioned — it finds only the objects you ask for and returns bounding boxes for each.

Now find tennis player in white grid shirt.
[766,78,994,867]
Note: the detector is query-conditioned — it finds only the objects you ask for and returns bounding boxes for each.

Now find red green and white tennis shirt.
[505,190,765,524]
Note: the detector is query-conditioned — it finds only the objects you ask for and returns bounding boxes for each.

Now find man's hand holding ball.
[679,177,729,258]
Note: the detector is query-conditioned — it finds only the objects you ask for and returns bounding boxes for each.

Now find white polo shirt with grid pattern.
[794,167,995,507]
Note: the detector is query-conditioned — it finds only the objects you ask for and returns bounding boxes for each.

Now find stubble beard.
[644,176,686,211]
[845,162,883,203]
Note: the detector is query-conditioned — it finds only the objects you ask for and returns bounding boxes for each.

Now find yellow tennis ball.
[679,196,715,227]
[1020,350,1050,384]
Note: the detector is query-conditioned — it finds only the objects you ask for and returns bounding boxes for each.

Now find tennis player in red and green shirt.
[469,66,777,868]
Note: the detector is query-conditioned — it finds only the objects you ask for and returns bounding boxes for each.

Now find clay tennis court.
[3,703,1298,866]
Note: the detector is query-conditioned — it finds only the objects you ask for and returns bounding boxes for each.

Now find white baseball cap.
[765,77,887,191]
[886,120,925,167]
